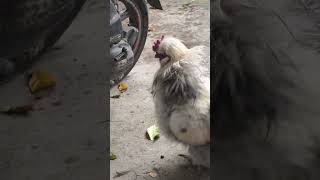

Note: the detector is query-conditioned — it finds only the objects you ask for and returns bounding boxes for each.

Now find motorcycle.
[110,0,162,85]
[0,0,162,85]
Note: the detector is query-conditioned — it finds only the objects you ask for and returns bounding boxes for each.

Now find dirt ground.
[0,1,108,179]
[110,0,210,179]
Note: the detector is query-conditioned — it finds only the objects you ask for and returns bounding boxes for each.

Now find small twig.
[97,120,109,124]
[178,154,193,165]
[111,94,121,98]
[113,170,132,178]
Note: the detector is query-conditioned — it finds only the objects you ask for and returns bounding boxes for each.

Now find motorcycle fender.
[147,0,163,10]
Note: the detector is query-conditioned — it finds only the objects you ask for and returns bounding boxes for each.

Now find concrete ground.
[0,1,108,179]
[110,0,210,180]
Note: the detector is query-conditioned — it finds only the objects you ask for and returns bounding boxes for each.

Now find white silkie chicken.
[151,35,210,167]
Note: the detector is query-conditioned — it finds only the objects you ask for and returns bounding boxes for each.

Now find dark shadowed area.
[0,1,108,179]
[213,0,320,179]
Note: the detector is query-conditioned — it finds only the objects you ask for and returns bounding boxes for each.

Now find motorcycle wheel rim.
[117,0,143,55]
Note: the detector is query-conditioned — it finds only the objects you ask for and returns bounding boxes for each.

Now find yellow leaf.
[110,152,117,160]
[118,82,128,93]
[28,71,56,93]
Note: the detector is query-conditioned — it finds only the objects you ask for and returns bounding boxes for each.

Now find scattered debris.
[148,25,156,32]
[110,152,117,160]
[83,90,92,95]
[98,120,108,124]
[178,154,193,165]
[64,156,80,164]
[0,104,33,115]
[34,96,42,100]
[118,82,128,93]
[146,125,160,141]
[160,155,164,159]
[147,171,158,178]
[111,94,121,99]
[113,170,132,178]
[180,0,196,11]
[52,100,62,107]
[31,144,39,150]
[28,71,56,93]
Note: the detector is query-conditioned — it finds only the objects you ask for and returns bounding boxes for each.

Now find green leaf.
[146,125,160,142]
[110,152,117,160]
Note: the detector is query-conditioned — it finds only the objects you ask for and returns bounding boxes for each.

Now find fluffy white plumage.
[151,36,210,167]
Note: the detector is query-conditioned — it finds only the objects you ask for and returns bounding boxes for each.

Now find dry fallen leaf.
[118,82,128,93]
[0,105,33,115]
[28,71,56,93]
[113,170,132,178]
[148,171,158,178]
[111,94,121,99]
[148,25,155,32]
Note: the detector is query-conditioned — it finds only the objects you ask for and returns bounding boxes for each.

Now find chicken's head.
[152,35,170,66]
[152,35,189,66]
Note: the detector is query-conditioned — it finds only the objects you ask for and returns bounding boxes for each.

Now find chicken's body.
[152,36,210,167]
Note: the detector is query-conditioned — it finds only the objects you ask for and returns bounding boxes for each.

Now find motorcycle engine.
[110,0,138,84]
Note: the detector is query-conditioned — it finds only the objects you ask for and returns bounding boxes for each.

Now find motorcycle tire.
[0,0,87,83]
[111,0,149,86]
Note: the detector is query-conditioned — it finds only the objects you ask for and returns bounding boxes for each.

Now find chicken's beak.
[155,52,170,65]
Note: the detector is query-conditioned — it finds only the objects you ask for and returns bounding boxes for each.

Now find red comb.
[152,35,165,52]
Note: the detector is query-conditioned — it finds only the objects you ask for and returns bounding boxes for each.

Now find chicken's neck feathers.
[162,37,190,62]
